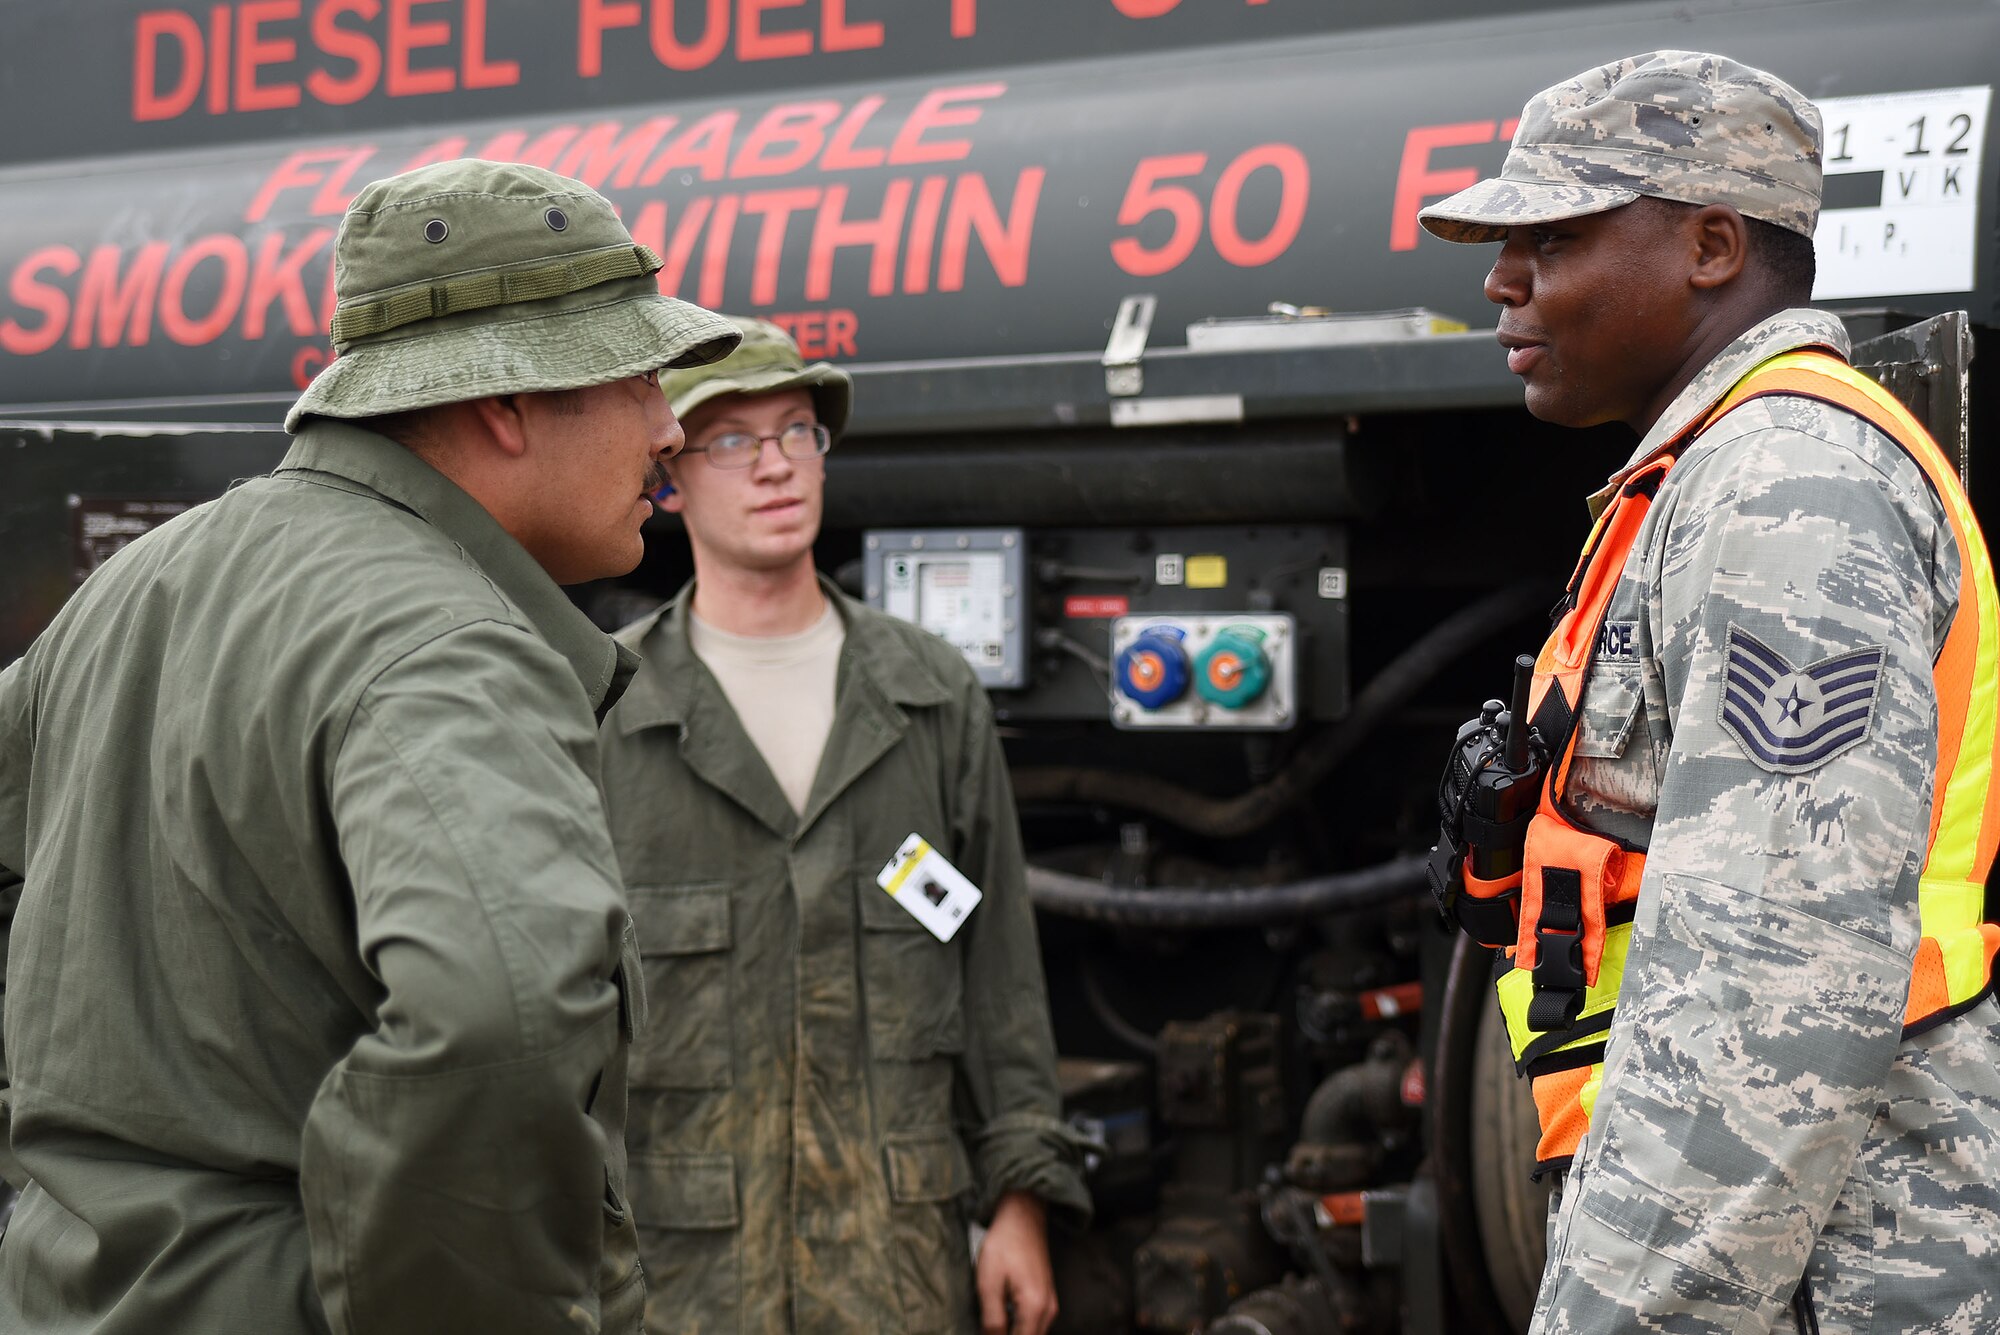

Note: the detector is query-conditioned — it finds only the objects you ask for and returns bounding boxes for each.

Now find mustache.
[643,460,670,495]
[1497,321,1550,345]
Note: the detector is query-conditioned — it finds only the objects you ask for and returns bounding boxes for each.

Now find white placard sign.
[1812,86,1990,300]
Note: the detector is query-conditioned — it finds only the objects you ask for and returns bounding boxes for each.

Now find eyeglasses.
[682,421,831,470]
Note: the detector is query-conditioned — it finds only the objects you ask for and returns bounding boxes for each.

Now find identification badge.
[876,834,982,942]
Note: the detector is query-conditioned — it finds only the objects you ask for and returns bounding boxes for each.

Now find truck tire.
[1468,988,1553,1329]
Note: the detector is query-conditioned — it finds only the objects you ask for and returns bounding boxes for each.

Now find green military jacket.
[0,423,648,1335]
[600,582,1089,1335]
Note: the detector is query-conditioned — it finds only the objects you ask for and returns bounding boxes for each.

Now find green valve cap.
[1194,625,1271,708]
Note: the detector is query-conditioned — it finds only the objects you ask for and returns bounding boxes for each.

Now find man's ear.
[466,394,532,459]
[1687,204,1749,292]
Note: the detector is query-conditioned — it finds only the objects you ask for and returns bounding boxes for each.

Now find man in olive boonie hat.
[601,319,1090,1335]
[657,314,853,443]
[0,160,737,1335]
[1417,52,2000,1335]
[289,157,738,432]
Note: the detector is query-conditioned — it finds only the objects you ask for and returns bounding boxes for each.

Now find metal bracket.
[1102,294,1157,397]
[1851,310,1975,488]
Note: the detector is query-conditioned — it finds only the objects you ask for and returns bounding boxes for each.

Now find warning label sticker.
[70,496,196,585]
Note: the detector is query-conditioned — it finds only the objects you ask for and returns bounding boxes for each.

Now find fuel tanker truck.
[2,0,1997,1330]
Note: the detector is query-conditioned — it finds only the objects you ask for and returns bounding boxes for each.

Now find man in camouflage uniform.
[0,160,738,1333]
[1421,53,2000,1332]
[598,318,1089,1335]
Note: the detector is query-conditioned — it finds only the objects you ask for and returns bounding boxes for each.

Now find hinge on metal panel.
[1102,295,1156,397]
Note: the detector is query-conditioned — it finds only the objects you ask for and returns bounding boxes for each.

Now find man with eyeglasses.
[598,318,1089,1335]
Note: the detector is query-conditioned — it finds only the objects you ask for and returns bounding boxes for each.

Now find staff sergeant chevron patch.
[1719,624,1885,774]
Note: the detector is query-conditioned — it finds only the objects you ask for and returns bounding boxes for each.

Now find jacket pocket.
[628,1151,740,1334]
[858,873,965,1061]
[1573,661,1643,759]
[628,884,733,1090]
[882,1129,976,1334]
[1569,661,1663,815]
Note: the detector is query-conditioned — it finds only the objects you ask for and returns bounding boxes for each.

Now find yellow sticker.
[881,837,934,894]
[1187,554,1227,589]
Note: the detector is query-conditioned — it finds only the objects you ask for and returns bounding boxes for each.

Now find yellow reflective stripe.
[1935,919,1997,1000]
[1935,514,2000,884]
[1920,875,1985,941]
[1497,920,1633,1061]
[1578,1064,1604,1122]
[1497,966,1534,1059]
[1726,353,2000,902]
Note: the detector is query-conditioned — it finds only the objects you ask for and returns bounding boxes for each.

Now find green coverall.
[600,581,1090,1335]
[0,423,648,1335]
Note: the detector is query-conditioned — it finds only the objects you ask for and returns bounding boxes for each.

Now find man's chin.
[554,551,645,588]
[738,542,819,575]
[571,528,649,584]
[1521,382,1591,430]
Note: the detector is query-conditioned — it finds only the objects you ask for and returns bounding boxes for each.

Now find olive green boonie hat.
[660,317,853,440]
[286,159,741,432]
[1419,51,1822,244]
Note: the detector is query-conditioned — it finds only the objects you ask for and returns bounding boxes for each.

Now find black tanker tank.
[0,0,1996,414]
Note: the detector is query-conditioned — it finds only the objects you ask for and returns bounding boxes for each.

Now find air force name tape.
[1720,624,1884,774]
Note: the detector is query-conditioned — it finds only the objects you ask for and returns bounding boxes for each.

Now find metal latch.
[1102,294,1156,397]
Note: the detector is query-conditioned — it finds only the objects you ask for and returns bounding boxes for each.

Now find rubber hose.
[1298,1035,1414,1149]
[1078,956,1162,1055]
[1010,581,1547,839]
[1025,853,1426,929]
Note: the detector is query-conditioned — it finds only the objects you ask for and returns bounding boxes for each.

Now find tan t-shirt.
[688,601,846,814]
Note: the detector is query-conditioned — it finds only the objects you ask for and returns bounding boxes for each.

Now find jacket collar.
[1603,308,1852,492]
[610,574,954,840]
[276,421,639,717]
[612,573,951,734]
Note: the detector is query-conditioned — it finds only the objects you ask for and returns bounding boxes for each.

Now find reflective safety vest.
[1493,349,2000,1178]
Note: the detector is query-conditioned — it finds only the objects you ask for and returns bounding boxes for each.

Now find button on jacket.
[0,423,648,1335]
[600,581,1089,1335]
[1532,310,2000,1334]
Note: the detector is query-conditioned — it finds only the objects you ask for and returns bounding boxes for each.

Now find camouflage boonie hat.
[286,160,740,433]
[660,317,853,439]
[1420,51,1822,244]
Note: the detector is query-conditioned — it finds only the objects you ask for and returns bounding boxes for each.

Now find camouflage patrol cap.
[660,317,853,439]
[1419,51,1822,244]
[286,159,741,433]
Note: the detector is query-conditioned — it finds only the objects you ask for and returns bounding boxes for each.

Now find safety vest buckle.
[1524,864,1586,1030]
[1533,921,1584,987]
